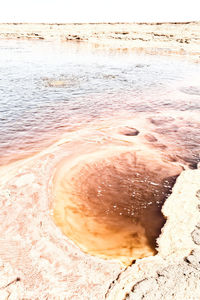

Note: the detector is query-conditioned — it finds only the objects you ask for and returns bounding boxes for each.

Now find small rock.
[144,134,158,142]
[191,227,200,245]
[186,249,200,270]
[196,189,200,200]
[119,127,139,136]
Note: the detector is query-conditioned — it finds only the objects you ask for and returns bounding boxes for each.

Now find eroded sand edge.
[106,167,200,299]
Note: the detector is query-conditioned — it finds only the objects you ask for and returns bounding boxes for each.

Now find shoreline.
[0,22,200,61]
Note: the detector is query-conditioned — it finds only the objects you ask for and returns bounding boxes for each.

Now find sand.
[0,22,200,61]
[0,23,200,299]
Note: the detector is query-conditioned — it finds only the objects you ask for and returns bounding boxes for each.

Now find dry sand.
[0,23,200,299]
[0,22,200,60]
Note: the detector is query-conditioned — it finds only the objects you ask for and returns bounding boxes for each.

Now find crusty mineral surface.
[0,153,123,299]
[106,168,200,300]
[0,114,200,299]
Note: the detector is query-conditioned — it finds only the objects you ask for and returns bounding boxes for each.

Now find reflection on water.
[1,39,200,263]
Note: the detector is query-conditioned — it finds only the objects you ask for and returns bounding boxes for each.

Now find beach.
[0,22,200,59]
[0,23,200,299]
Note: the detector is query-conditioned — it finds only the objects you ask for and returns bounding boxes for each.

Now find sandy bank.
[106,168,200,299]
[0,113,200,299]
[0,22,200,60]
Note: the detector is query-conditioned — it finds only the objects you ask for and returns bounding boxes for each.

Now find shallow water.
[1,39,200,262]
[52,142,182,263]
[0,39,200,165]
